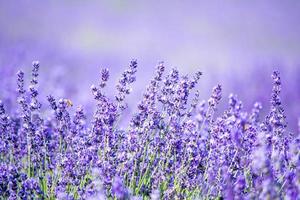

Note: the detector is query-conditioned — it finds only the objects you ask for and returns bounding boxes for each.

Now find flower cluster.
[0,60,299,200]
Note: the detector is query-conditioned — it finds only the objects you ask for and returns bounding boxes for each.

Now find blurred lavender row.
[0,1,299,131]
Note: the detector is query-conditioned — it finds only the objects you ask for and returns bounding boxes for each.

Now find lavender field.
[0,1,300,200]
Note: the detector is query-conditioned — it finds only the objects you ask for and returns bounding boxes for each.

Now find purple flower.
[115,59,138,110]
[99,68,109,88]
[29,61,41,111]
[208,84,222,109]
[112,176,129,199]
[0,60,299,199]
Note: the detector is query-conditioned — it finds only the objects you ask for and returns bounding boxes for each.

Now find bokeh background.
[0,0,299,130]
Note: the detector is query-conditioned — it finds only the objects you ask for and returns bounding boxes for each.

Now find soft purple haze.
[0,0,299,130]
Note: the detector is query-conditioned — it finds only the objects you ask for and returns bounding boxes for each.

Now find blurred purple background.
[0,1,299,130]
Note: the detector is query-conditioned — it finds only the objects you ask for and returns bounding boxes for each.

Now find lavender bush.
[0,60,299,200]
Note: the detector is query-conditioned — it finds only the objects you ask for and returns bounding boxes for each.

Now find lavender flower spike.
[0,60,299,199]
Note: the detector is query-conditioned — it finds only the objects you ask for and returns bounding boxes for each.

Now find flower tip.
[17,70,24,75]
[32,60,40,66]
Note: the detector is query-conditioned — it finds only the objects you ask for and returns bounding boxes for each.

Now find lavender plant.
[0,60,299,200]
